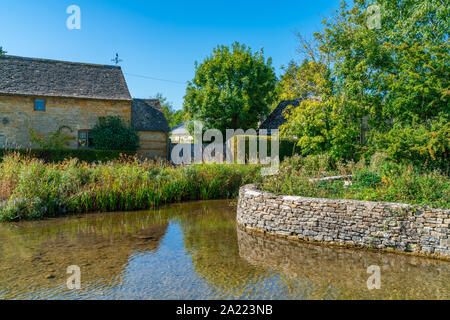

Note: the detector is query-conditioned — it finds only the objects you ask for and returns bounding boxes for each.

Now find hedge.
[0,149,136,163]
[229,135,301,162]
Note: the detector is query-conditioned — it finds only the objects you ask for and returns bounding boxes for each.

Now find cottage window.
[78,130,93,148]
[34,99,46,111]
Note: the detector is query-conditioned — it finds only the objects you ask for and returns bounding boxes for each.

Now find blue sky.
[1,0,341,109]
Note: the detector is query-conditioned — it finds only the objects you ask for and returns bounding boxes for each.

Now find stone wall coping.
[241,184,448,211]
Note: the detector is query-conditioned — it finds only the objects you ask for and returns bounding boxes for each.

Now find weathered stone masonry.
[237,185,449,258]
[0,95,131,149]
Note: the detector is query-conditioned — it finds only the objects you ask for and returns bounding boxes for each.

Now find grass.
[2,151,448,221]
[0,153,261,221]
[261,154,449,209]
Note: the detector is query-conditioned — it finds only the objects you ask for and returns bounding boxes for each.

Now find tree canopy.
[280,0,449,169]
[183,42,278,133]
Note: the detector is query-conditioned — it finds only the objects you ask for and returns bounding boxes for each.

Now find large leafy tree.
[0,47,5,56]
[279,59,335,155]
[317,0,448,126]
[281,0,449,167]
[90,116,139,151]
[184,42,277,133]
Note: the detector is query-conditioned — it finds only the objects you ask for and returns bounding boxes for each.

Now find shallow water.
[0,200,448,300]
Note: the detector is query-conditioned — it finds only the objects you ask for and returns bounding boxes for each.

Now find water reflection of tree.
[237,228,450,300]
[176,201,269,299]
[0,211,168,299]
[1,201,448,300]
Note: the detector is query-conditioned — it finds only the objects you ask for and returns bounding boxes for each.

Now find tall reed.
[0,153,261,221]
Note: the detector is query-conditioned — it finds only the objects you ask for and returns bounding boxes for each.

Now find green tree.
[281,0,449,167]
[151,93,186,128]
[276,35,332,102]
[90,116,139,151]
[0,47,5,56]
[278,38,336,157]
[170,110,186,128]
[184,42,277,133]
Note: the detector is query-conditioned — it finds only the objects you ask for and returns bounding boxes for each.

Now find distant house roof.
[171,121,192,135]
[259,99,302,132]
[131,99,170,132]
[0,55,131,101]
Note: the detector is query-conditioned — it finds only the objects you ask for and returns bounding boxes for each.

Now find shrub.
[229,135,301,162]
[262,154,449,208]
[28,126,74,149]
[367,118,449,172]
[0,154,261,221]
[352,170,382,189]
[90,116,140,151]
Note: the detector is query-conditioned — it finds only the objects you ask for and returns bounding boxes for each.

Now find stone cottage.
[0,55,169,159]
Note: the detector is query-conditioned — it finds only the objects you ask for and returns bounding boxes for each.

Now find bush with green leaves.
[28,126,74,150]
[367,116,449,172]
[0,153,261,221]
[90,116,140,151]
[262,153,449,208]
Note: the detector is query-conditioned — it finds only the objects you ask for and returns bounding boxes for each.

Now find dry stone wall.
[237,185,449,258]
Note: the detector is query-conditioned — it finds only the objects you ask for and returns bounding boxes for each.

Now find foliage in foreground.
[0,154,261,221]
[262,153,449,208]
[278,0,449,170]
[1,151,447,221]
[90,116,140,151]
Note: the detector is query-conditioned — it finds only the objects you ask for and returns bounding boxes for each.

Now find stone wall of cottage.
[137,131,168,160]
[237,185,450,258]
[0,95,131,149]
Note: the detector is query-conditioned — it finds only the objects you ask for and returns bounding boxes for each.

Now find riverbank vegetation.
[260,0,449,209]
[2,151,448,222]
[261,153,449,209]
[0,153,261,221]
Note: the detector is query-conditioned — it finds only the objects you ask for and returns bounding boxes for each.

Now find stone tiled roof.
[0,55,131,101]
[131,99,170,132]
[259,99,302,132]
